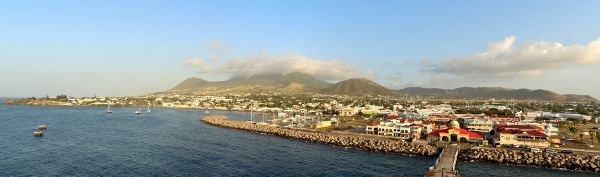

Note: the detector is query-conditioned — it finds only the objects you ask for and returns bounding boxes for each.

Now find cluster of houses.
[365,112,566,148]
[45,94,598,149]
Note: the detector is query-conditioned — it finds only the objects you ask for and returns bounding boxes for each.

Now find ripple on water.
[0,105,596,176]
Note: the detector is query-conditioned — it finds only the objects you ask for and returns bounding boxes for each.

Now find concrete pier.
[425,144,460,177]
[201,115,438,156]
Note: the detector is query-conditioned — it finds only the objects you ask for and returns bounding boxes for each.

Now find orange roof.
[410,123,424,127]
[501,125,542,131]
[428,127,484,139]
[500,129,547,138]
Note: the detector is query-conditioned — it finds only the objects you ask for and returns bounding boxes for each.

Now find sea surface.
[0,98,597,177]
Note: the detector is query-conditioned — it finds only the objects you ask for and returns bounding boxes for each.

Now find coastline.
[201,115,438,157]
[202,115,600,174]
[459,148,600,172]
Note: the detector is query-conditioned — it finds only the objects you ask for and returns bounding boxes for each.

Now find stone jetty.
[460,148,600,172]
[202,115,438,156]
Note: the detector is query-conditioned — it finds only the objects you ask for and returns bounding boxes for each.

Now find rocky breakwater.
[202,115,437,157]
[460,148,600,172]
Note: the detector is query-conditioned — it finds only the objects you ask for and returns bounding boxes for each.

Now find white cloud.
[380,61,390,67]
[418,58,435,67]
[385,71,402,81]
[207,39,227,51]
[387,80,424,89]
[197,66,214,74]
[364,70,377,81]
[423,36,600,81]
[206,51,370,82]
[210,55,220,60]
[183,57,203,67]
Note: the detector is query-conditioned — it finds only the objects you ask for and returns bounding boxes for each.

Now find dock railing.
[432,144,446,169]
[452,144,460,171]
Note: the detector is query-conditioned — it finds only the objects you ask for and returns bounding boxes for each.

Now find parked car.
[530,148,542,153]
[564,138,574,141]
[545,148,557,153]
[560,150,573,154]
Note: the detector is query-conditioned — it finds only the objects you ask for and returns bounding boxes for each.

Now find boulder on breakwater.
[202,115,438,157]
[460,148,600,172]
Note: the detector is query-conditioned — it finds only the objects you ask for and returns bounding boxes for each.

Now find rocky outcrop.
[202,115,438,156]
[460,148,600,172]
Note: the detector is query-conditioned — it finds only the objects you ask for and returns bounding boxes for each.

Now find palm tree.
[578,132,585,142]
[568,126,578,138]
[596,133,600,145]
[590,131,596,145]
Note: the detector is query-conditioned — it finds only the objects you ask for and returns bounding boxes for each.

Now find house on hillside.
[339,107,355,117]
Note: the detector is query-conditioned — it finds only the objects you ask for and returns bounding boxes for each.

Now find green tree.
[485,108,501,116]
[568,126,578,138]
[369,111,378,119]
[575,104,590,115]
[454,108,468,114]
[590,131,596,145]
[456,118,465,128]
[567,118,581,125]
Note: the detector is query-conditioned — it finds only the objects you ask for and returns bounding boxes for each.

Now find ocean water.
[0,98,596,176]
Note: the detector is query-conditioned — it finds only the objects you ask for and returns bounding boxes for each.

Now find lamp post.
[441,167,444,177]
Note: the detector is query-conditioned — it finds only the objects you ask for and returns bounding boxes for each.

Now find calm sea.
[0,98,596,176]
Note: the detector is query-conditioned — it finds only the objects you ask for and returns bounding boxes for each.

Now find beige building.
[339,107,355,117]
[466,119,494,133]
[314,120,332,128]
[498,130,549,147]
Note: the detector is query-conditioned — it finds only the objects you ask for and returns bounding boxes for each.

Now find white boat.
[135,108,142,114]
[246,102,256,124]
[106,102,112,113]
[205,111,209,114]
[147,104,151,113]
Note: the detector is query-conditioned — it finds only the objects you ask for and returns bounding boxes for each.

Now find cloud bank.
[183,57,203,67]
[423,36,600,81]
[207,39,227,51]
[220,52,374,81]
[185,51,374,82]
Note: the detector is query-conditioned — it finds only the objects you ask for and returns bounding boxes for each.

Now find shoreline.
[202,115,600,174]
[459,148,600,172]
[201,115,439,157]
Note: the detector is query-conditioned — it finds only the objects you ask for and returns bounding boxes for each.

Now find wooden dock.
[424,144,460,177]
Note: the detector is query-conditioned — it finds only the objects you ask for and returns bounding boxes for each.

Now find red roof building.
[426,120,487,146]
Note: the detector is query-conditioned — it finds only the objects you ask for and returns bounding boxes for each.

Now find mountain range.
[163,72,598,102]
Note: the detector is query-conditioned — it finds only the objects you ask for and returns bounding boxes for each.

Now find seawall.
[460,148,600,172]
[202,115,438,157]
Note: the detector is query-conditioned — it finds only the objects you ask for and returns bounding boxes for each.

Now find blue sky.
[2,0,600,100]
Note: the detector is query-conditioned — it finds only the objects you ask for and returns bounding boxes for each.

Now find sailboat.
[106,102,112,113]
[246,102,256,124]
[257,109,268,125]
[135,107,142,114]
[147,104,151,113]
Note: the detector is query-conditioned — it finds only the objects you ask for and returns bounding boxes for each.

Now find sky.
[1,0,600,99]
